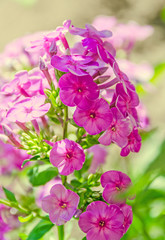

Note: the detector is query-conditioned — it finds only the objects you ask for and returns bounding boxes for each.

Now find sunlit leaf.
[26,218,54,240]
[28,166,58,186]
[150,63,165,84]
[2,187,17,203]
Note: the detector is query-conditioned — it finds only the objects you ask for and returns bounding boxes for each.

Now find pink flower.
[88,145,107,173]
[73,98,113,135]
[6,96,50,123]
[51,54,98,76]
[36,177,62,207]
[101,170,132,204]
[0,207,10,240]
[69,23,112,41]
[120,128,142,157]
[0,204,20,239]
[50,139,85,175]
[137,103,150,130]
[42,184,80,225]
[1,71,31,97]
[99,107,132,147]
[120,204,133,233]
[59,72,99,108]
[115,83,139,124]
[78,201,124,240]
[0,140,29,174]
[26,20,71,56]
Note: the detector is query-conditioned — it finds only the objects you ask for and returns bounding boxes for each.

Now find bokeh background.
[0,0,165,239]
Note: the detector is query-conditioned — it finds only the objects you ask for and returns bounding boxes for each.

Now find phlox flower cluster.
[0,17,151,240]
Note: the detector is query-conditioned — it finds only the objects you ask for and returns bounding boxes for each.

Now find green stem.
[63,106,68,139]
[57,106,68,240]
[61,175,67,186]
[0,198,47,220]
[57,225,64,240]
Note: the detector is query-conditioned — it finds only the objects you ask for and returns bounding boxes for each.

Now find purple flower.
[120,128,142,157]
[51,54,98,76]
[69,23,112,41]
[42,184,79,225]
[50,139,85,175]
[101,170,132,204]
[6,95,50,123]
[88,145,107,173]
[26,20,71,56]
[78,201,124,240]
[120,204,133,233]
[59,72,99,108]
[73,98,113,135]
[114,83,139,124]
[99,107,132,147]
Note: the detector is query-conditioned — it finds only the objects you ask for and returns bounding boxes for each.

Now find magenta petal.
[49,211,66,225]
[86,201,109,218]
[120,145,130,157]
[111,132,128,148]
[41,195,58,213]
[102,184,120,204]
[51,55,68,72]
[50,184,66,200]
[87,228,106,240]
[79,211,96,233]
[98,131,112,146]
[120,204,133,233]
[73,108,88,127]
[60,89,76,106]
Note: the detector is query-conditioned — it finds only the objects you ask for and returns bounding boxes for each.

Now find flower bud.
[49,39,57,57]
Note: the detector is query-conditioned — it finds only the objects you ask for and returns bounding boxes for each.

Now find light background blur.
[0,0,165,239]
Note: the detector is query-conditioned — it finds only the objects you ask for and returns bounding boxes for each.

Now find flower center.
[111,126,116,132]
[60,202,67,209]
[66,152,73,159]
[77,88,82,93]
[90,112,96,118]
[99,220,105,227]
[116,184,122,191]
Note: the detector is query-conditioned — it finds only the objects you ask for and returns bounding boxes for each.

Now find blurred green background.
[0,0,165,239]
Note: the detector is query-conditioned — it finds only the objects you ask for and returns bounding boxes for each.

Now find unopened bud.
[39,57,48,71]
[49,39,57,57]
[91,192,101,198]
[74,209,82,218]
[87,198,93,203]
[94,75,110,84]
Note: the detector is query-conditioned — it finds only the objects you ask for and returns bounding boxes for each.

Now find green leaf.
[160,7,165,22]
[18,213,33,223]
[19,233,28,240]
[145,139,165,174]
[3,187,17,203]
[28,166,58,186]
[82,237,87,240]
[55,69,66,82]
[21,155,41,168]
[69,119,80,128]
[150,62,165,84]
[26,218,54,240]
[71,179,81,187]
